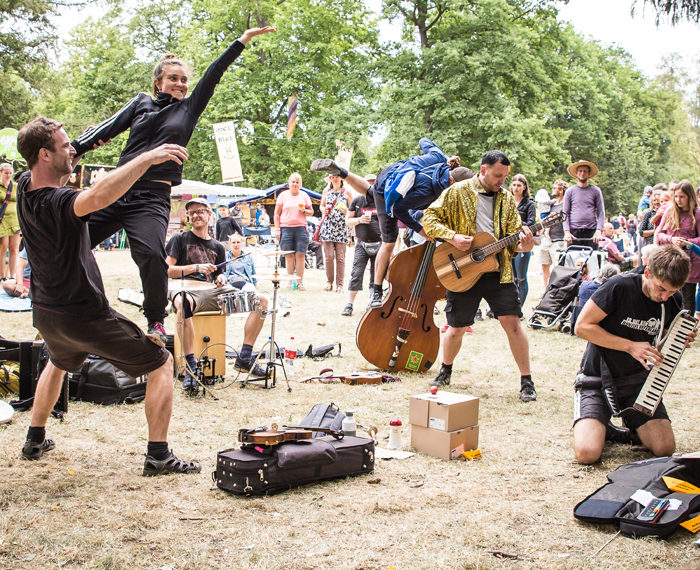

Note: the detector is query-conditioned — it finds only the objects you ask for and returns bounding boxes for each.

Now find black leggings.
[88,181,171,324]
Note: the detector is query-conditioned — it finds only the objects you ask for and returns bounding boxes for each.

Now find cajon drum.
[174,311,226,375]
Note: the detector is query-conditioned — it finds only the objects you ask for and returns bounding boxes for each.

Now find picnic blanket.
[0,289,31,312]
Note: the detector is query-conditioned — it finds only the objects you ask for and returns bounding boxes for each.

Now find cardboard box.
[409,391,479,432]
[410,425,479,460]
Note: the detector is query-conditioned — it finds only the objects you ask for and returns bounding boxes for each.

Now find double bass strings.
[400,243,435,334]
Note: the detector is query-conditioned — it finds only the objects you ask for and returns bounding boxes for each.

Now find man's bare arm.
[73,144,188,217]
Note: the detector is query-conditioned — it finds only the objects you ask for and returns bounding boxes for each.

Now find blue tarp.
[226,183,321,206]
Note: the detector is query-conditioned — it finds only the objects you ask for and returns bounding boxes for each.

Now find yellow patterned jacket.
[422,175,522,284]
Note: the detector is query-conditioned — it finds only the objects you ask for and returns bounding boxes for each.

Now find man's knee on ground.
[574,442,603,465]
[573,418,605,464]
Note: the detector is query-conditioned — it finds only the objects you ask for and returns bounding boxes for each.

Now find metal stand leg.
[240,248,292,392]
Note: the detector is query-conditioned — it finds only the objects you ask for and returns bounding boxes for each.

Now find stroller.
[527,245,599,333]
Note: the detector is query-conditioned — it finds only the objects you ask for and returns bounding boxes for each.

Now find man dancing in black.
[16,116,198,475]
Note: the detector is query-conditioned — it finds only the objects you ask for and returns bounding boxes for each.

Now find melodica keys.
[633,311,698,417]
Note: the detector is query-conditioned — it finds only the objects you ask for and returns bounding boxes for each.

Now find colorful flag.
[286,96,298,140]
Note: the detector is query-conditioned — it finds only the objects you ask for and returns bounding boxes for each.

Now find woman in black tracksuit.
[71,26,274,341]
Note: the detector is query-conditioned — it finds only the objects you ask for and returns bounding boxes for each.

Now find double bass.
[356,241,445,372]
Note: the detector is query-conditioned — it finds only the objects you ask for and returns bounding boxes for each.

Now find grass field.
[1,246,699,569]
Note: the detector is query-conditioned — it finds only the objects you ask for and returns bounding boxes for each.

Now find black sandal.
[142,450,201,476]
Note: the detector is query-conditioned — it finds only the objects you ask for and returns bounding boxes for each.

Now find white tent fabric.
[171,179,264,198]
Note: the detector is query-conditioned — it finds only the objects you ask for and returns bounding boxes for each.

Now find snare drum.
[218,291,259,315]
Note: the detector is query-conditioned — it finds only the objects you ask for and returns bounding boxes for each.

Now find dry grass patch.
[0,247,699,569]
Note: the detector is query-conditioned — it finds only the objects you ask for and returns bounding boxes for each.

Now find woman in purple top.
[655,180,700,314]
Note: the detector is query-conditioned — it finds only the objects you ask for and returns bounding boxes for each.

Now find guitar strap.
[0,180,12,223]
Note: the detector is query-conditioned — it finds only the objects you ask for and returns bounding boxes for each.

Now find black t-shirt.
[16,171,110,316]
[348,192,381,243]
[580,273,682,378]
[166,231,226,283]
[549,201,565,241]
[215,216,243,242]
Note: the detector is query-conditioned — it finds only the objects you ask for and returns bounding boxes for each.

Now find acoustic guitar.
[432,211,566,292]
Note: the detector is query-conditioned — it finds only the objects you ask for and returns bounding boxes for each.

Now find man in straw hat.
[563,159,606,247]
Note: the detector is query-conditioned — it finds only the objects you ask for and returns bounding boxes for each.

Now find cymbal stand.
[240,247,292,391]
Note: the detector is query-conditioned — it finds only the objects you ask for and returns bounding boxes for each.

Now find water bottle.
[342,410,357,437]
[284,337,297,367]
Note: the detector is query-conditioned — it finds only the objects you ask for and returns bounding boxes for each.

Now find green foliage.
[0,0,55,75]
[375,0,700,215]
[179,0,380,190]
[4,0,698,214]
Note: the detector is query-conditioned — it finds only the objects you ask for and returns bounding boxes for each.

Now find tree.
[634,0,700,24]
[375,0,700,214]
[175,0,381,189]
[44,0,381,190]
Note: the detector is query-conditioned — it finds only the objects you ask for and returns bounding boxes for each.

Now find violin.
[238,427,313,446]
[238,426,344,447]
[356,241,445,372]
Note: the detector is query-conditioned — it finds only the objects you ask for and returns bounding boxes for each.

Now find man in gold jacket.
[423,150,537,401]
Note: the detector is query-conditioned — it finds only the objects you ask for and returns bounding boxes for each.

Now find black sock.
[441,363,453,373]
[185,353,197,369]
[239,344,253,362]
[373,283,383,295]
[27,426,45,443]
[521,374,533,386]
[147,441,169,460]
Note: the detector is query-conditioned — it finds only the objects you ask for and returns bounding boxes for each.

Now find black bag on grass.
[214,435,375,496]
[574,455,700,538]
[68,355,146,405]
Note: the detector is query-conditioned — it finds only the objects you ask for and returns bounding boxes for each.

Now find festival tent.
[227,183,322,205]
[224,183,324,225]
[169,179,265,237]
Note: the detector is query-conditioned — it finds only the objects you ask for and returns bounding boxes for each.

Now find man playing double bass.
[311,138,471,307]
[422,151,537,402]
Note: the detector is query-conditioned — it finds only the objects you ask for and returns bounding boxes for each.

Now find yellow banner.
[680,513,700,533]
[663,476,700,494]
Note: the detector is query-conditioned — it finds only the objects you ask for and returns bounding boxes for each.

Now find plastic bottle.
[284,337,297,367]
[342,410,357,437]
[387,418,403,449]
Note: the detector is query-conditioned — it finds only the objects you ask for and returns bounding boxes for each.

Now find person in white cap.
[562,160,606,247]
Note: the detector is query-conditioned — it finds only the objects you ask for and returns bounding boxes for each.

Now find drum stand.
[240,251,292,392]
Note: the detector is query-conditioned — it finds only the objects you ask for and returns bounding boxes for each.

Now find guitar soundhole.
[471,249,485,263]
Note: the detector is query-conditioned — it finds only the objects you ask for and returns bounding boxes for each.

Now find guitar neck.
[481,220,548,256]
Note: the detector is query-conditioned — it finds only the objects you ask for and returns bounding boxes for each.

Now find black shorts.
[444,272,522,327]
[279,226,309,254]
[573,378,669,431]
[374,187,399,243]
[33,306,170,377]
